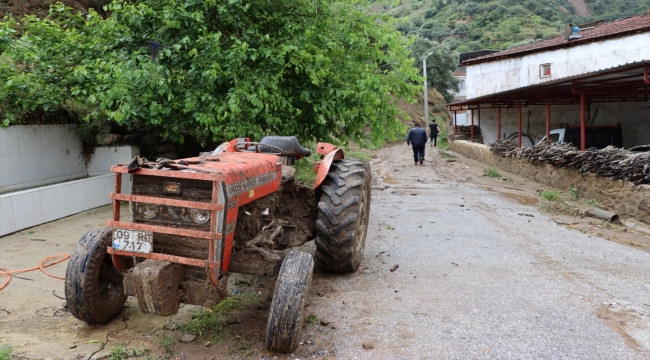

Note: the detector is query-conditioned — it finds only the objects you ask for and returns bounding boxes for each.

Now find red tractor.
[64,136,371,353]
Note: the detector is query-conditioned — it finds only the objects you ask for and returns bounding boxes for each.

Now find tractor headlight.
[137,203,159,219]
[189,208,210,224]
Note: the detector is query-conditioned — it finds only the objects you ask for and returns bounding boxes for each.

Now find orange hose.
[0,268,10,291]
[0,254,70,291]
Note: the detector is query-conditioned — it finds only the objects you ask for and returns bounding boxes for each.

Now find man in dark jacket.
[407,122,428,165]
[428,121,441,147]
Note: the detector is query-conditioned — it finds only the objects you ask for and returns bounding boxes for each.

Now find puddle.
[497,191,540,205]
[383,170,398,184]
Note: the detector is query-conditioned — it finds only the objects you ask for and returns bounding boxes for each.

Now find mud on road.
[1,143,649,359]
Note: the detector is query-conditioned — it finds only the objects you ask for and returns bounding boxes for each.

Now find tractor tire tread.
[314,159,371,273]
[266,251,314,353]
[65,228,126,324]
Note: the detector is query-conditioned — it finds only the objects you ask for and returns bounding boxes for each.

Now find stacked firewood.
[489,140,650,185]
[449,125,483,144]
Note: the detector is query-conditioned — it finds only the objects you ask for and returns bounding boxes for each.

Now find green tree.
[0,0,420,146]
[463,2,480,16]
[452,23,471,38]
[409,37,459,103]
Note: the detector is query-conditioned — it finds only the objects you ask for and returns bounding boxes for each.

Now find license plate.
[112,229,153,254]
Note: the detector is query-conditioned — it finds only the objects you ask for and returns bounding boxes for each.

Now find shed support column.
[546,100,551,143]
[478,108,481,128]
[497,106,501,140]
[454,111,457,133]
[517,103,522,148]
[580,93,586,151]
[471,109,475,143]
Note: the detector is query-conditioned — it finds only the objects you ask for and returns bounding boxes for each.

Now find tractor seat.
[250,136,312,158]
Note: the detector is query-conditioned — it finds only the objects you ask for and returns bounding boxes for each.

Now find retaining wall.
[1,125,139,236]
[449,140,650,223]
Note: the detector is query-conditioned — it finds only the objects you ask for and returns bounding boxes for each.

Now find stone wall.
[449,140,650,223]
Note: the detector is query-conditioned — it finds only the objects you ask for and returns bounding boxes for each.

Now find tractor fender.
[314,143,344,190]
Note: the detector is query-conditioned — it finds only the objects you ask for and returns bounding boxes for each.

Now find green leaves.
[1,0,419,145]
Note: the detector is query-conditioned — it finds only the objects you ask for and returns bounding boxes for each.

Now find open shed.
[448,13,650,150]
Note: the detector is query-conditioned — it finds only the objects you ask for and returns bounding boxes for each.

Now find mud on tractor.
[64,136,371,353]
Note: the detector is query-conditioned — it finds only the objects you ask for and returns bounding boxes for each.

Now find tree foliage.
[409,37,459,103]
[0,0,421,145]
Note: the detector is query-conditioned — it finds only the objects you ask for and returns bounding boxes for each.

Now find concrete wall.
[0,125,86,193]
[452,75,467,100]
[470,101,650,147]
[0,174,116,235]
[448,140,650,223]
[467,33,650,98]
[0,125,139,236]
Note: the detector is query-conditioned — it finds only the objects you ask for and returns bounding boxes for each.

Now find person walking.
[407,122,428,165]
[428,120,441,147]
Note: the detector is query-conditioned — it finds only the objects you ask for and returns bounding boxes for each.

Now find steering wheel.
[233,142,284,156]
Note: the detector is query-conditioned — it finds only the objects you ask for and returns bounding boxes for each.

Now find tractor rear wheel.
[266,251,314,353]
[65,228,127,324]
[315,159,371,273]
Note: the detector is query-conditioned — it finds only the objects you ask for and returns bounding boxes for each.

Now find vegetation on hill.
[0,0,420,147]
[376,0,650,52]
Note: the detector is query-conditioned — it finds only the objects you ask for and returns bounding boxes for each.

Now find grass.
[180,294,260,340]
[294,143,375,187]
[109,346,150,360]
[586,199,599,206]
[438,150,456,159]
[483,167,501,178]
[228,333,253,356]
[294,149,321,187]
[567,186,579,200]
[0,345,12,360]
[304,314,319,326]
[540,190,561,201]
[157,334,175,354]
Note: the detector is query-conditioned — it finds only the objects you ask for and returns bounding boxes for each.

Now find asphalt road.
[307,144,650,359]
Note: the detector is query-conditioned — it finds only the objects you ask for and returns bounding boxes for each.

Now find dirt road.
[1,144,649,359]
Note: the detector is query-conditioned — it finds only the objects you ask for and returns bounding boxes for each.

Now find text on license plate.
[112,228,153,253]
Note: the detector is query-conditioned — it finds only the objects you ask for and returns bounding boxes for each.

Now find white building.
[449,14,650,149]
[450,51,498,126]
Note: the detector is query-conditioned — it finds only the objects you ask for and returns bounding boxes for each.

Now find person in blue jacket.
[407,122,428,165]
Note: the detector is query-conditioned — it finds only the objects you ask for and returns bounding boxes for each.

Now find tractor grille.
[129,174,214,267]
[131,175,213,230]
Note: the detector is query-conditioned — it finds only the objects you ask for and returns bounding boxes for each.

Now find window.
[540,63,551,78]
[458,79,465,90]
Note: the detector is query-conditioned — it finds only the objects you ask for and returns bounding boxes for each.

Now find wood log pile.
[489,140,650,185]
[449,125,483,144]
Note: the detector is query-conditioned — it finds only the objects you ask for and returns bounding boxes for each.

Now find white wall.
[467,33,650,98]
[452,112,469,126]
[471,101,650,146]
[0,125,86,193]
[452,76,467,100]
[0,124,139,236]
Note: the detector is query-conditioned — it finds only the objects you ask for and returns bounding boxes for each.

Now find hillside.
[374,0,650,51]
[0,0,108,19]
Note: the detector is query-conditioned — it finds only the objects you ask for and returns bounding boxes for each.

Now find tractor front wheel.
[266,251,314,353]
[315,159,372,273]
[65,228,127,324]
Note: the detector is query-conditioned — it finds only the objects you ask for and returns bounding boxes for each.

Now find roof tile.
[463,13,650,65]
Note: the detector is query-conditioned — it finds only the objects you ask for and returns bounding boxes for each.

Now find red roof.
[463,13,650,65]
